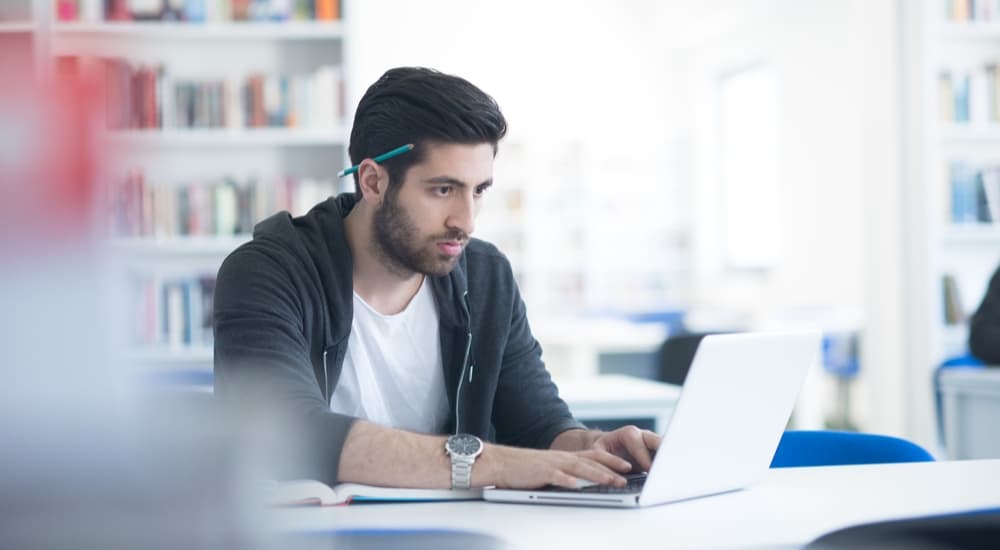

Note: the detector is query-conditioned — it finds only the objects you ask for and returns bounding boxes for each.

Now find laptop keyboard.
[576,473,647,493]
[534,473,647,494]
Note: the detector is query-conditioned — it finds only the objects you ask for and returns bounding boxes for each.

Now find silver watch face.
[447,434,482,457]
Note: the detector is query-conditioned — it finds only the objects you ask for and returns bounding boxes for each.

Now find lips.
[437,241,464,256]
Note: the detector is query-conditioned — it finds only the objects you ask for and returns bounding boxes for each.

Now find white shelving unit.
[940,20,1000,39]
[916,0,1000,367]
[51,20,344,39]
[24,1,352,376]
[108,236,252,256]
[106,128,348,148]
[0,21,36,32]
[939,126,1000,141]
[940,225,1000,244]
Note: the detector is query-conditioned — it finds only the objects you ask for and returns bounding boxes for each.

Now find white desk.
[270,459,1000,549]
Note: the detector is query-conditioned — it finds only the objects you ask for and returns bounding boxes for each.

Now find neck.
[344,202,424,315]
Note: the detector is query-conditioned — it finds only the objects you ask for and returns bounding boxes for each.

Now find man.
[214,67,659,490]
[970,263,1000,365]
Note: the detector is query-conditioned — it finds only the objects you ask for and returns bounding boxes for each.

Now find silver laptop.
[483,331,821,508]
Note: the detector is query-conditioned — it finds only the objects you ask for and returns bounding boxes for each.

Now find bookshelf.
[25,0,351,376]
[915,0,1000,369]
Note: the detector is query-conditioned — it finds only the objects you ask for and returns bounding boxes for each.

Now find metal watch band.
[451,455,474,489]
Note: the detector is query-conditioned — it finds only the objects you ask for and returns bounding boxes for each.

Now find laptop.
[483,331,821,508]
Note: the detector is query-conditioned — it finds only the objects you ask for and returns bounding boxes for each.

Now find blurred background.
[2,0,998,489]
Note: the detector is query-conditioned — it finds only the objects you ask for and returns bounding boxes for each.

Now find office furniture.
[805,508,1000,549]
[655,332,716,385]
[139,373,682,432]
[269,459,1000,550]
[534,318,668,379]
[939,367,1000,459]
[141,368,214,393]
[557,375,680,433]
[279,529,509,549]
[770,430,934,468]
[933,354,984,448]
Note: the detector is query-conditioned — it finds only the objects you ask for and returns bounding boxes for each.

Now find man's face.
[372,142,494,277]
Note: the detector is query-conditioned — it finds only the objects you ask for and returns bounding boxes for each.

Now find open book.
[269,479,484,506]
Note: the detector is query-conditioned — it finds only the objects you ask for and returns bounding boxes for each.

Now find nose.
[445,189,476,236]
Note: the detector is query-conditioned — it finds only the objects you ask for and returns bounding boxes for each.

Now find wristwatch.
[445,433,483,489]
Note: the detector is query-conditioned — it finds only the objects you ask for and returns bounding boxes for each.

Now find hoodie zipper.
[455,290,473,434]
[322,348,330,402]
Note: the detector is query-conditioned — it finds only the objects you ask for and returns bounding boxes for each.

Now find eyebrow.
[421,176,493,188]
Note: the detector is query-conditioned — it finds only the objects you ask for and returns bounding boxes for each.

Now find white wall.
[345,0,669,144]
[678,1,864,315]
[663,0,913,440]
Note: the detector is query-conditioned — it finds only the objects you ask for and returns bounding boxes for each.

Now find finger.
[620,426,654,472]
[592,427,629,455]
[565,457,627,487]
[579,448,632,473]
[642,430,662,452]
[548,470,581,489]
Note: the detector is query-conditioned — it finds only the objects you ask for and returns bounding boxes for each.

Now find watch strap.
[450,454,475,489]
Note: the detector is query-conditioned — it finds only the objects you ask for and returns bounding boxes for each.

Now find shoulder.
[460,238,519,300]
[218,197,350,284]
[463,238,513,273]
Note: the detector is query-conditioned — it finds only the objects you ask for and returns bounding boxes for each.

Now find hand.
[474,444,632,490]
[591,426,661,473]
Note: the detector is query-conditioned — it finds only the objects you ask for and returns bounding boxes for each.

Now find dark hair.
[348,67,507,198]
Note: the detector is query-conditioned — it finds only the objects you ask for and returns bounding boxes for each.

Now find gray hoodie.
[213,193,583,485]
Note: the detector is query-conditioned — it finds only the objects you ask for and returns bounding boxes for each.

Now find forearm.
[338,421,517,489]
[337,421,614,489]
[549,428,602,452]
[337,421,452,488]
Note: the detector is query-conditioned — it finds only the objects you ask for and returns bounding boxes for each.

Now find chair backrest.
[770,430,934,468]
[655,332,715,386]
[806,508,1000,549]
[934,355,985,446]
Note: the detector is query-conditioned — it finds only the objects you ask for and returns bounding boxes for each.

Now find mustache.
[434,230,468,243]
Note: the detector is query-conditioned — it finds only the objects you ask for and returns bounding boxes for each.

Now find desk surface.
[270,459,1000,549]
[557,374,681,405]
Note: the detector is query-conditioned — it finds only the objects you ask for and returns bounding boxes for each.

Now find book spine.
[950,161,978,223]
[942,273,966,325]
[939,71,955,123]
[199,276,217,345]
[315,0,337,21]
[982,167,1000,223]
[970,66,989,125]
[57,0,80,22]
[954,70,971,123]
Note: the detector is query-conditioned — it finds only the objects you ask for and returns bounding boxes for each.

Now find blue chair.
[770,430,934,468]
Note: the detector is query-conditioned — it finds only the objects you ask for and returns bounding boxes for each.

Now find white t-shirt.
[329,277,449,434]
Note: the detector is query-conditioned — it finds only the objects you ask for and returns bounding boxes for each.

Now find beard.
[372,190,467,277]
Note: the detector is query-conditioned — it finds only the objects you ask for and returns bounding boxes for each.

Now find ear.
[356,159,389,206]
